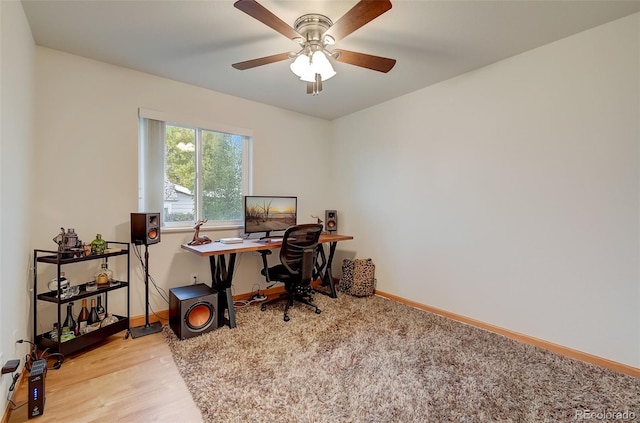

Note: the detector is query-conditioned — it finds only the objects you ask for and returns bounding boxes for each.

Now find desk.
[181,233,353,328]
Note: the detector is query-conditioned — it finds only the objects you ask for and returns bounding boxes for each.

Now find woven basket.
[339,258,376,297]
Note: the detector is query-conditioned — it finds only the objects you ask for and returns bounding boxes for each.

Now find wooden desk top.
[181,233,354,257]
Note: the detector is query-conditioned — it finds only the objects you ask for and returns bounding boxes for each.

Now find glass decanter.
[94,262,113,288]
[90,233,107,255]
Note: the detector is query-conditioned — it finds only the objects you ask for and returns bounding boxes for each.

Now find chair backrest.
[280,224,323,283]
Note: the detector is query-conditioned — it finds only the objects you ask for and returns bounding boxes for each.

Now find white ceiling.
[21,0,640,120]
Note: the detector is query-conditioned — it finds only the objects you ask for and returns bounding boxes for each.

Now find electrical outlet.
[191,273,198,284]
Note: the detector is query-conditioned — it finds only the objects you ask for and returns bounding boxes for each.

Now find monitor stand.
[259,231,272,240]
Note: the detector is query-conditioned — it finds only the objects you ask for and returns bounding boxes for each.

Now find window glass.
[165,125,196,223]
[200,130,244,222]
[162,123,250,228]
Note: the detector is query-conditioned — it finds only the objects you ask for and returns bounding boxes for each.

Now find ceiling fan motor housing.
[294,14,333,45]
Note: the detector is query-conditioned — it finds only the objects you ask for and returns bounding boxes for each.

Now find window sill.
[161,225,243,235]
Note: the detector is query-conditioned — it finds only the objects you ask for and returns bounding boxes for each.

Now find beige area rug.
[163,293,638,422]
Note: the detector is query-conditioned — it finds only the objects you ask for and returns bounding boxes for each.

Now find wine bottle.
[63,302,77,335]
[77,299,90,334]
[88,298,100,325]
[96,295,106,320]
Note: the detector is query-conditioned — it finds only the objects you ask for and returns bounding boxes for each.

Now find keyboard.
[255,237,283,244]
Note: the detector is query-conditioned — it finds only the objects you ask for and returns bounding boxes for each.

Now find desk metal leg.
[314,241,338,298]
[209,253,237,328]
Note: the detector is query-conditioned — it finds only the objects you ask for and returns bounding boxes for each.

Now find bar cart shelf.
[33,241,130,356]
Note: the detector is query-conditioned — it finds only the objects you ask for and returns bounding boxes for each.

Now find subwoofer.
[325,210,338,233]
[131,212,161,245]
[169,284,218,340]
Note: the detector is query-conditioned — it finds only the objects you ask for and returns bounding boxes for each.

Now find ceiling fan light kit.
[291,50,336,80]
[232,0,396,95]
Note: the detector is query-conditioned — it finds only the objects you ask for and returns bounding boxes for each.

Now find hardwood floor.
[4,329,202,423]
[3,287,293,423]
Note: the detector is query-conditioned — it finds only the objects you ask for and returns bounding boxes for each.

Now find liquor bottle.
[94,262,113,288]
[63,302,77,335]
[90,233,107,255]
[88,298,100,325]
[96,295,106,320]
[77,299,90,334]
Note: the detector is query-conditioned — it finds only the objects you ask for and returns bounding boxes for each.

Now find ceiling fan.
[232,0,396,95]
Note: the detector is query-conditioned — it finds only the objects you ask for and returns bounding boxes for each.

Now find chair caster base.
[284,314,290,322]
[315,308,321,314]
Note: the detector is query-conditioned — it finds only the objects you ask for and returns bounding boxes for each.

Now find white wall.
[332,13,640,367]
[2,6,636,397]
[32,47,333,327]
[0,0,35,405]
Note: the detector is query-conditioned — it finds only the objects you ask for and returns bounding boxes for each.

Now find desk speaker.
[131,212,161,245]
[325,210,338,233]
[169,284,218,340]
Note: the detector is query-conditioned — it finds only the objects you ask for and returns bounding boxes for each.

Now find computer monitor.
[244,195,297,238]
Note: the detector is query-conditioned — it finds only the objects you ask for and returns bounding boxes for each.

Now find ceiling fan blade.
[232,53,291,70]
[234,0,302,41]
[323,0,392,43]
[333,49,396,73]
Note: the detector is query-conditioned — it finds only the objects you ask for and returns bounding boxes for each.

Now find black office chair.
[259,223,323,321]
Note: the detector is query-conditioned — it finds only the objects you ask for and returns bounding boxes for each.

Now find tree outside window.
[164,124,249,226]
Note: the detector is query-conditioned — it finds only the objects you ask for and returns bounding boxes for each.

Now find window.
[139,109,252,229]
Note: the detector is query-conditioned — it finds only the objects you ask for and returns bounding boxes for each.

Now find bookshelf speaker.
[130,212,161,245]
[325,210,338,233]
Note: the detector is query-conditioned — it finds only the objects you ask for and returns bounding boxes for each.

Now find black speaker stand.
[131,243,163,338]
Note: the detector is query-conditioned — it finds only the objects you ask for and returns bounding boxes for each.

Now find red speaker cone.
[186,303,214,330]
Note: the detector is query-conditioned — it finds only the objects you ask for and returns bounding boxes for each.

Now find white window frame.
[138,108,253,230]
